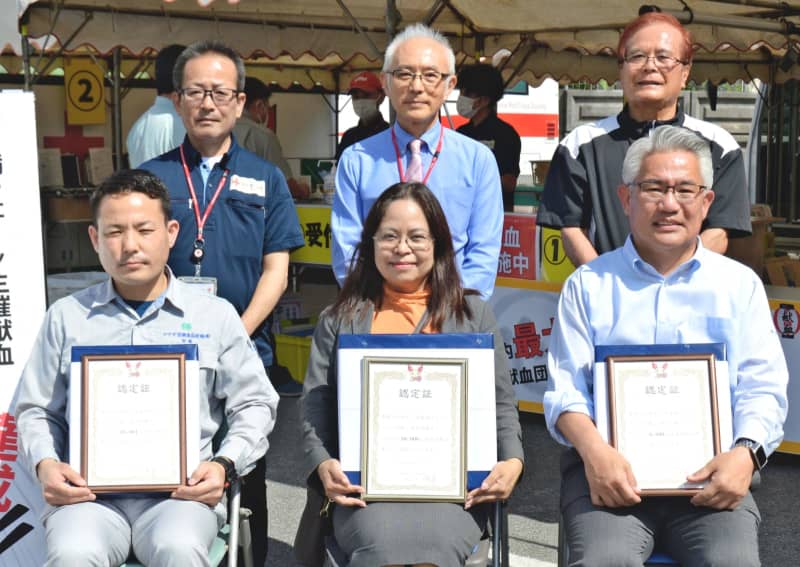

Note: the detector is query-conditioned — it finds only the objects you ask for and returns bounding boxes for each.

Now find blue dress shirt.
[332,122,503,299]
[544,237,788,454]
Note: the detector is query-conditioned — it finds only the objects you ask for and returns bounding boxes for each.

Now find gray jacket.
[300,295,524,481]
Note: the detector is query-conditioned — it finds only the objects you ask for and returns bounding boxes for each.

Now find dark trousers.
[241,454,268,566]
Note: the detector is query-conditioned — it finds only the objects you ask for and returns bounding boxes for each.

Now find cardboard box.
[86,147,114,186]
[726,204,784,278]
[46,193,92,221]
[38,148,64,187]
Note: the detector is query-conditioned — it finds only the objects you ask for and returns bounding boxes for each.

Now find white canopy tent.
[10,0,800,167]
[12,0,800,90]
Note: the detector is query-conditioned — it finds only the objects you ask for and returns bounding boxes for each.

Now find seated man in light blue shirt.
[332,23,503,299]
[15,169,278,566]
[544,125,788,566]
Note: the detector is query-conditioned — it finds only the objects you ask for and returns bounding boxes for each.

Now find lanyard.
[179,144,229,275]
[179,144,229,241]
[391,123,444,184]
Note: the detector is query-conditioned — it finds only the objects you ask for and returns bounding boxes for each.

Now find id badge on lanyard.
[179,144,228,285]
[178,275,218,296]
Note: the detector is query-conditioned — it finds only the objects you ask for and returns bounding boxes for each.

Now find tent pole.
[386,0,397,123]
[709,0,800,11]
[335,0,382,59]
[21,24,32,91]
[112,47,123,171]
[661,9,799,35]
[334,69,340,159]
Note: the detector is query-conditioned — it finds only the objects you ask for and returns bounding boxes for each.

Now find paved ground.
[264,398,800,566]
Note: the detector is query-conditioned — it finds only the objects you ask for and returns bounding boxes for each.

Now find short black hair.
[155,44,186,95]
[173,40,246,92]
[243,77,271,108]
[457,64,505,103]
[90,169,172,225]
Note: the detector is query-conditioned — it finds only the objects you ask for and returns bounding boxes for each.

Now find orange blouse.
[371,285,433,334]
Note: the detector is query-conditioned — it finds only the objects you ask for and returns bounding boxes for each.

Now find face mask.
[457,95,479,119]
[353,99,379,120]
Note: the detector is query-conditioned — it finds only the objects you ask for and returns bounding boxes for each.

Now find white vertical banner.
[0,89,48,566]
[489,284,560,413]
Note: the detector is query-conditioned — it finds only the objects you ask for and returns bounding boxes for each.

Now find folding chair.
[323,500,508,567]
[121,478,252,567]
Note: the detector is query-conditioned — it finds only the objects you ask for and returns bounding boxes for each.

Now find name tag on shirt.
[178,276,217,296]
[480,139,496,150]
[230,174,266,197]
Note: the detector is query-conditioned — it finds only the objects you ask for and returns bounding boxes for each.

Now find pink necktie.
[406,139,423,182]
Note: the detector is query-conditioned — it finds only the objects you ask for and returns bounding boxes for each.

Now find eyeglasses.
[373,231,434,251]
[388,69,450,88]
[622,53,687,71]
[179,87,240,105]
[632,181,707,203]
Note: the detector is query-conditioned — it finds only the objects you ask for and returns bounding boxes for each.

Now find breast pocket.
[169,198,194,225]
[225,194,266,258]
[684,315,735,345]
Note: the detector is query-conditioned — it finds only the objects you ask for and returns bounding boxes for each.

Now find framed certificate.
[360,357,467,502]
[336,333,497,503]
[71,346,193,493]
[605,352,721,495]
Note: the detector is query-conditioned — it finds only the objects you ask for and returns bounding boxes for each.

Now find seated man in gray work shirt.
[15,169,278,566]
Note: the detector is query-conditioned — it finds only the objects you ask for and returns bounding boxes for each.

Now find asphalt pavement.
[264,397,800,566]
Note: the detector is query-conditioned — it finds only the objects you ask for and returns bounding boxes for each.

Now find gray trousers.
[560,449,761,567]
[43,496,220,567]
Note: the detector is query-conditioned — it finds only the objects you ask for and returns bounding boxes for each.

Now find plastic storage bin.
[275,324,314,383]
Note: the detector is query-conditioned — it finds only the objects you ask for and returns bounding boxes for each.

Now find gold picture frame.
[360,356,467,502]
[606,353,721,495]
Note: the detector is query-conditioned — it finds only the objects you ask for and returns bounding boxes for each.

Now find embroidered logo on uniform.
[230,174,266,197]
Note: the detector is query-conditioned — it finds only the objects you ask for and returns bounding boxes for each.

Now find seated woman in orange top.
[300,182,524,567]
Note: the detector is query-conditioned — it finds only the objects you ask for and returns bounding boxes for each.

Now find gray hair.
[382,23,456,75]
[173,40,246,92]
[622,125,714,188]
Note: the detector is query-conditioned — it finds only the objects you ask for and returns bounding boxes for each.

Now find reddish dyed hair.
[617,12,693,64]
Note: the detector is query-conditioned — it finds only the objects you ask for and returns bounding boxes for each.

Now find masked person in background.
[335,71,390,160]
[457,63,521,212]
[234,76,310,199]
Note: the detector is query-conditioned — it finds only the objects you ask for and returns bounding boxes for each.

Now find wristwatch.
[734,438,768,471]
[211,456,238,487]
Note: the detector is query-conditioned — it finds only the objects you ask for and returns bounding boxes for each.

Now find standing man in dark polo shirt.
[457,63,521,212]
[537,11,751,267]
[141,40,305,566]
[335,71,390,160]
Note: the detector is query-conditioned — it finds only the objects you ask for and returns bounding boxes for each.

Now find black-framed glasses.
[373,231,434,251]
[622,53,687,71]
[388,68,450,87]
[180,87,240,105]
[631,181,707,203]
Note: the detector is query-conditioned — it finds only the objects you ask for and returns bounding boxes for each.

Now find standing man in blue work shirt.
[141,40,305,566]
[332,23,503,299]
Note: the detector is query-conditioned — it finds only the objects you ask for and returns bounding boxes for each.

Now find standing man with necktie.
[332,23,503,299]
